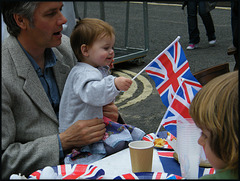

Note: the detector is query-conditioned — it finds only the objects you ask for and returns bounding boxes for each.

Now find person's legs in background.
[186,0,200,50]
[198,0,216,46]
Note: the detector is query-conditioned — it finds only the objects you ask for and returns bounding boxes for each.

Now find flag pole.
[132,36,181,81]
[153,120,163,142]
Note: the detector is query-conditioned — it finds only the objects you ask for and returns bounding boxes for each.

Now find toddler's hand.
[115,77,132,91]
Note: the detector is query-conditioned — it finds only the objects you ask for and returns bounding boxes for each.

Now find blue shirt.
[18,40,64,160]
[17,41,60,118]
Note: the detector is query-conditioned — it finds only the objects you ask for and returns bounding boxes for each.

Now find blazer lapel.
[9,37,58,123]
[23,69,58,123]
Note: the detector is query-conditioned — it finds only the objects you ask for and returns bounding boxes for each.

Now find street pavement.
[76,1,236,134]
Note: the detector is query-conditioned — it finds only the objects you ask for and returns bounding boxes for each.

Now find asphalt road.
[75,1,236,134]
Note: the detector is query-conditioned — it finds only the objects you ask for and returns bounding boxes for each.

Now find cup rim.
[128,140,154,149]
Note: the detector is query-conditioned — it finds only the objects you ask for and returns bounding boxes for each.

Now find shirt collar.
[17,39,57,72]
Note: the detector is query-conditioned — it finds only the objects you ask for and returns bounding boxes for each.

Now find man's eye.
[47,12,57,17]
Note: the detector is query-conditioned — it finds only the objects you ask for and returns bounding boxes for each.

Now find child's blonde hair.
[189,71,238,175]
[70,18,115,61]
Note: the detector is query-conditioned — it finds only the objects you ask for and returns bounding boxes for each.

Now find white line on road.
[114,71,138,105]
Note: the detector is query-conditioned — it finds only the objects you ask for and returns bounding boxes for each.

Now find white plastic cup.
[129,140,154,173]
[177,120,201,179]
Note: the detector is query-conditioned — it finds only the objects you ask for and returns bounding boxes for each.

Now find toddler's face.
[87,35,115,67]
[198,128,227,170]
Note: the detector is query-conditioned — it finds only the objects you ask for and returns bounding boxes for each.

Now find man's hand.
[59,118,106,151]
[103,102,119,122]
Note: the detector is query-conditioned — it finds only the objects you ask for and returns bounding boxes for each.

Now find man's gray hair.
[1,1,40,37]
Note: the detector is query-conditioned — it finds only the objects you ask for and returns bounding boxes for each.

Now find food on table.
[154,138,166,147]
[154,132,176,148]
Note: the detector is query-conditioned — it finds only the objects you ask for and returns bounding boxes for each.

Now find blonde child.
[189,71,238,179]
[59,18,145,164]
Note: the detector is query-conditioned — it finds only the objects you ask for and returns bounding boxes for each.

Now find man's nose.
[57,12,67,26]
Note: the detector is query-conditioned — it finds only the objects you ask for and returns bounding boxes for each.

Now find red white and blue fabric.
[113,172,183,180]
[65,118,145,164]
[160,79,202,137]
[145,40,200,108]
[142,133,155,142]
[157,150,215,178]
[28,164,105,179]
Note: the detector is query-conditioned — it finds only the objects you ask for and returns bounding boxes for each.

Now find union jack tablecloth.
[113,172,183,180]
[157,150,215,178]
[28,164,104,179]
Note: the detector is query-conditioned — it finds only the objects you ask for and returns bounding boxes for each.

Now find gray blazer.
[1,35,77,179]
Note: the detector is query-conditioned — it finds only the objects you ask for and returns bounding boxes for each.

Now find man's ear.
[13,14,28,29]
[81,44,89,57]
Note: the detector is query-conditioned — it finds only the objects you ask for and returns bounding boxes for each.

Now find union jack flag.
[145,39,201,108]
[28,164,105,179]
[160,79,202,137]
[145,38,202,137]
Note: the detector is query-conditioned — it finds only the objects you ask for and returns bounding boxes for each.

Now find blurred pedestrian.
[183,0,216,50]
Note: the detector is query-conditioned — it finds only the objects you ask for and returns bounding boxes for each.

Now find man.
[1,2,121,179]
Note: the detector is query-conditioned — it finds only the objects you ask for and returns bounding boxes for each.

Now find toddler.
[59,18,145,164]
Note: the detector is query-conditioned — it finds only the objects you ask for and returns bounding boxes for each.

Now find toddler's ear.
[81,44,89,56]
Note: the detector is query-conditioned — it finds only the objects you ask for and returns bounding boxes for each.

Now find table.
[92,148,163,179]
[27,132,215,179]
[92,139,215,179]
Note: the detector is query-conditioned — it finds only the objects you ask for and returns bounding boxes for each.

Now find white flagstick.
[132,36,181,81]
[152,77,186,143]
[152,121,163,143]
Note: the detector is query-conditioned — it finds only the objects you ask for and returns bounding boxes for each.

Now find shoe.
[209,39,216,46]
[186,44,198,50]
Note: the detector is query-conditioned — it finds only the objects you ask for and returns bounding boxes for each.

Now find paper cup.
[129,140,154,173]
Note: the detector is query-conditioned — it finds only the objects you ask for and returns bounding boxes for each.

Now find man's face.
[26,2,67,49]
